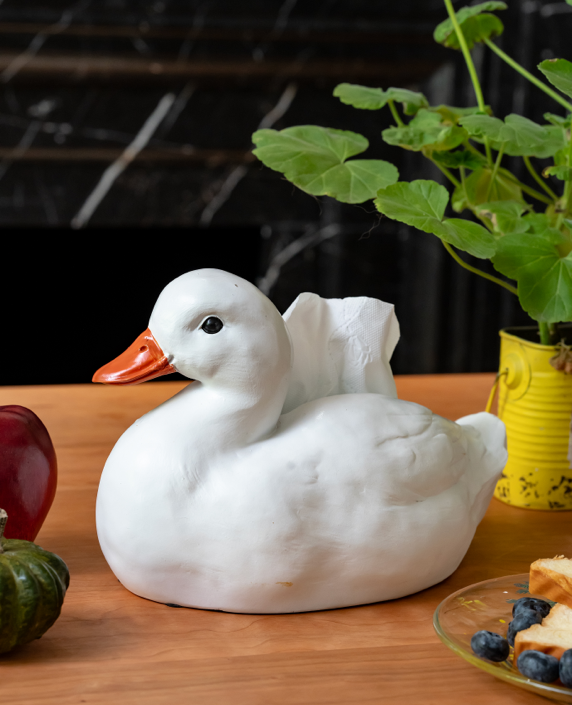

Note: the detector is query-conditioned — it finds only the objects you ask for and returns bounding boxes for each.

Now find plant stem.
[502,171,553,205]
[484,38,572,113]
[539,321,551,346]
[564,135,572,214]
[523,156,558,200]
[441,241,518,296]
[464,141,485,157]
[443,0,486,111]
[442,0,493,165]
[387,99,405,127]
[460,165,469,204]
[565,190,572,221]
[464,140,492,164]
[428,158,461,188]
[485,144,505,202]
[484,139,493,166]
[555,136,572,230]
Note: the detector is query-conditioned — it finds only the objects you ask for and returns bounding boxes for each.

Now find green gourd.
[0,509,69,653]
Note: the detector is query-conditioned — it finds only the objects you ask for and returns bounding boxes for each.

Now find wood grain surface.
[0,374,568,705]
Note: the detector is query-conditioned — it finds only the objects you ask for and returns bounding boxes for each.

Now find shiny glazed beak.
[92,328,176,385]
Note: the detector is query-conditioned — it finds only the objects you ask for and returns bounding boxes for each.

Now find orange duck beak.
[92,328,176,385]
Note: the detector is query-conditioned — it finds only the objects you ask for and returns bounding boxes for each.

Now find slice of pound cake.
[530,557,572,610]
[543,603,572,631]
[514,624,572,662]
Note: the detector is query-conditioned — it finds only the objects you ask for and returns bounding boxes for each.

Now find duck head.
[93,269,293,399]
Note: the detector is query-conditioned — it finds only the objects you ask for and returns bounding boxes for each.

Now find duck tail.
[456,412,508,524]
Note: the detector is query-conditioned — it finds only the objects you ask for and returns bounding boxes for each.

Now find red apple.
[0,405,57,541]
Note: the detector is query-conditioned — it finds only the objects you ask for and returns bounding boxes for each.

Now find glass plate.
[434,574,572,703]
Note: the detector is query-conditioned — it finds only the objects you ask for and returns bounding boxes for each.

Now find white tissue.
[281,292,400,414]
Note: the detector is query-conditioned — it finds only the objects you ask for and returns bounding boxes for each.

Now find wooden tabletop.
[1,374,569,705]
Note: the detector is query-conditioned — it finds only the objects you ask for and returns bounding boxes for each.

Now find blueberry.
[517,650,559,683]
[507,608,544,646]
[560,649,572,688]
[512,597,552,619]
[470,630,510,662]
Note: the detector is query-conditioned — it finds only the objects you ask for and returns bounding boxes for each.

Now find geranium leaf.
[409,110,444,130]
[544,112,572,128]
[493,228,572,322]
[333,84,428,115]
[382,110,467,152]
[498,115,566,158]
[432,104,490,124]
[409,110,442,129]
[384,88,430,115]
[432,149,487,169]
[554,148,569,166]
[434,2,507,50]
[543,165,572,181]
[440,14,504,50]
[476,201,529,236]
[459,114,504,141]
[442,219,497,258]
[375,180,448,227]
[522,213,552,234]
[382,126,431,151]
[333,84,386,110]
[538,59,572,99]
[253,125,367,165]
[425,125,467,151]
[452,166,523,213]
[374,180,495,258]
[296,159,401,203]
[460,114,565,158]
[252,126,399,204]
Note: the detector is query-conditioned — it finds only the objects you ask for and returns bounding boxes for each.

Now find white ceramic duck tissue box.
[93,268,507,614]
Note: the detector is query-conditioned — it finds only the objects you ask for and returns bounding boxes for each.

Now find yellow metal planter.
[494,328,572,510]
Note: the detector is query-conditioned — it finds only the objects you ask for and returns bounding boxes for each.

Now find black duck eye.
[201,316,223,334]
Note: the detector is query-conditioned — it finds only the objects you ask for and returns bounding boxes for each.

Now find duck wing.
[275,395,506,512]
[282,293,400,414]
[373,405,506,512]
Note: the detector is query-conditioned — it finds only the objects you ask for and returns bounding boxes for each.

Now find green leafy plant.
[252,0,572,346]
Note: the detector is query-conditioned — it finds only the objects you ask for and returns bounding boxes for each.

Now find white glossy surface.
[96,269,507,613]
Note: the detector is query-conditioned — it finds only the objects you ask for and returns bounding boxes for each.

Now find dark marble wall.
[0,0,446,229]
[1,0,570,384]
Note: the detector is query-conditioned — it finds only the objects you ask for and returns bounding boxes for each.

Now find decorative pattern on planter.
[495,329,572,510]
